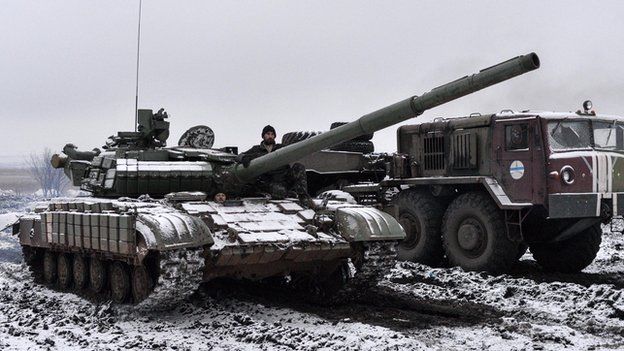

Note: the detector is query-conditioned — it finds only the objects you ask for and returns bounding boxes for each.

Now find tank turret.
[55,53,540,198]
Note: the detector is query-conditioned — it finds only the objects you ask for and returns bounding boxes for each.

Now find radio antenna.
[134,0,143,131]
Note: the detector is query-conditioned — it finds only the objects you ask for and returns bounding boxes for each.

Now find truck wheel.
[529,224,602,273]
[393,189,445,266]
[442,192,517,273]
[329,141,374,153]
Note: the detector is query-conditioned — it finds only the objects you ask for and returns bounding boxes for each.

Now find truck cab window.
[505,124,529,150]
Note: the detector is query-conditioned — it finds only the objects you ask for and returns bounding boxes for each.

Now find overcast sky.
[1,0,623,165]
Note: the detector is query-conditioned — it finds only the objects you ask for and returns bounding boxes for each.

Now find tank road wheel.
[393,189,445,266]
[318,260,351,298]
[132,265,154,303]
[529,223,602,273]
[110,262,131,303]
[89,258,108,293]
[57,254,73,290]
[22,247,44,282]
[289,260,350,304]
[73,255,89,290]
[442,192,517,273]
[43,251,58,284]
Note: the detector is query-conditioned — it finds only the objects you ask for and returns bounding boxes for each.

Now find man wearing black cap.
[237,125,310,202]
[238,125,281,164]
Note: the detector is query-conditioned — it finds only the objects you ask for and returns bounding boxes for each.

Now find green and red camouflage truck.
[345,102,621,273]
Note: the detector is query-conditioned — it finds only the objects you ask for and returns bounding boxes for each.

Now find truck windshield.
[593,121,624,150]
[548,121,592,150]
[547,119,624,151]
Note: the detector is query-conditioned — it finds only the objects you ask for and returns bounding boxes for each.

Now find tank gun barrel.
[233,52,540,182]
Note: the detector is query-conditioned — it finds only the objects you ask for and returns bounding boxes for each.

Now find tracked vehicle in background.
[346,100,621,274]
[280,123,387,195]
[12,53,539,303]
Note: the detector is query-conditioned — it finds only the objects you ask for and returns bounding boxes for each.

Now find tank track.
[21,247,44,283]
[304,241,397,305]
[20,247,205,306]
[139,248,205,309]
[350,241,398,289]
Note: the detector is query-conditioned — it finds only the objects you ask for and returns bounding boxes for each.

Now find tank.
[12,53,540,304]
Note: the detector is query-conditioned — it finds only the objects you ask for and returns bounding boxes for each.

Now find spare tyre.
[282,131,322,145]
[329,122,374,142]
[329,140,374,153]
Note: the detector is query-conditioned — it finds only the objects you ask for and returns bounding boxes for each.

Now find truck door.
[493,118,541,202]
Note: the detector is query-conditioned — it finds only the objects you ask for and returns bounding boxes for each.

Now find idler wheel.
[132,265,153,303]
[43,251,58,284]
[57,254,73,290]
[110,262,131,303]
[89,258,108,293]
[73,255,89,290]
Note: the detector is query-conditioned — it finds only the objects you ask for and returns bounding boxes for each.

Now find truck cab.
[346,102,620,273]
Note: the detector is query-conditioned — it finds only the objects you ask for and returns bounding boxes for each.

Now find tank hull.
[14,195,403,303]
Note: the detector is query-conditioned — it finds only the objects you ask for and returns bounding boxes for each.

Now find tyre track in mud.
[1,223,624,349]
[509,260,624,289]
[385,258,624,343]
[197,278,505,331]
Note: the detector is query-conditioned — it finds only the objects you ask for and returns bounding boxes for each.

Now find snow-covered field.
[0,205,623,350]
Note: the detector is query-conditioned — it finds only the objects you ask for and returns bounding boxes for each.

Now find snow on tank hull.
[15,53,539,304]
[14,194,403,304]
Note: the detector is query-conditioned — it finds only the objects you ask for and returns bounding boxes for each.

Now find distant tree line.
[25,148,70,197]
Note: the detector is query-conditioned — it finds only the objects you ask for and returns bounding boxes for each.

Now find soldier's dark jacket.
[238,141,307,196]
[239,141,289,183]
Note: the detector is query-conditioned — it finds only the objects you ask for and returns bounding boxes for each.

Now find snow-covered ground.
[0,206,623,350]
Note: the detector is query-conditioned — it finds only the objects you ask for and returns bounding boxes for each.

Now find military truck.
[345,101,619,273]
[12,53,539,304]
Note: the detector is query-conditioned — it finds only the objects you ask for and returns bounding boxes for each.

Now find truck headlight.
[561,166,575,185]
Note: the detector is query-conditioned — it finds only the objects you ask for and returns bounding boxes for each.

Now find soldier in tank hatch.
[237,125,310,201]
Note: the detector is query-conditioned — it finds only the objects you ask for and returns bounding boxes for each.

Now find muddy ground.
[0,211,623,350]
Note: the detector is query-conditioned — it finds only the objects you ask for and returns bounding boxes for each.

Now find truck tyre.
[393,189,445,266]
[529,224,602,273]
[281,131,321,145]
[330,122,374,141]
[330,141,374,153]
[442,192,517,273]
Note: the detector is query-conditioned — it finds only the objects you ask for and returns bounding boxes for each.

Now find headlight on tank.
[561,166,575,185]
